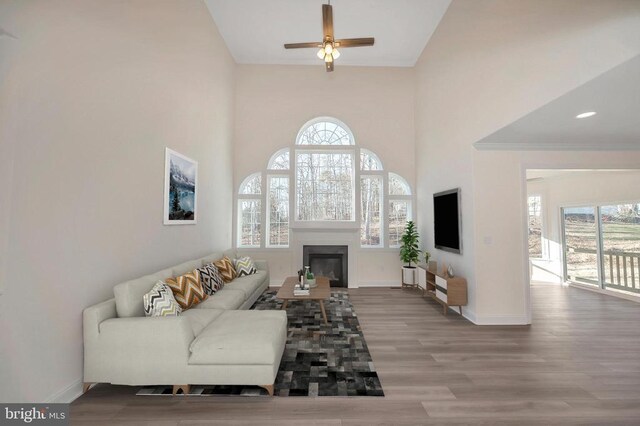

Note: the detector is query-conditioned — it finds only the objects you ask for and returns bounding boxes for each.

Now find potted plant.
[400,221,420,286]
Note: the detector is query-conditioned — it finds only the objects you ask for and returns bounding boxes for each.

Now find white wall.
[234,65,416,286]
[528,170,640,283]
[415,0,640,324]
[0,0,236,403]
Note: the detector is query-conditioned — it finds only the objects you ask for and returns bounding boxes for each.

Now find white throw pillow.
[143,281,182,317]
[233,256,257,277]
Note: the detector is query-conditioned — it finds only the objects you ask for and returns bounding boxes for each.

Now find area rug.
[137,289,384,397]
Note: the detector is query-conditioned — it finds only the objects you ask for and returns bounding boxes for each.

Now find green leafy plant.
[400,221,420,267]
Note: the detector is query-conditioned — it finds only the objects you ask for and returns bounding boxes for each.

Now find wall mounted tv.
[433,188,462,254]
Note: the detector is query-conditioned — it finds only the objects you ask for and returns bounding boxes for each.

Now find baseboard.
[569,282,640,304]
[357,280,401,288]
[461,309,476,324]
[45,378,83,403]
[473,314,530,325]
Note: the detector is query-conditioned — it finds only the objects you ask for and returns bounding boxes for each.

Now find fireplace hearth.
[303,245,348,288]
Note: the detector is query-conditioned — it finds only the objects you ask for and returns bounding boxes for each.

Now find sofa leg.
[260,384,274,396]
[82,382,94,393]
[172,384,190,395]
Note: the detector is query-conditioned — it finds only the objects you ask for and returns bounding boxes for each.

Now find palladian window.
[236,117,413,248]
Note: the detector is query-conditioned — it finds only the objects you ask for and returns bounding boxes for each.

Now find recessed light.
[576,111,597,119]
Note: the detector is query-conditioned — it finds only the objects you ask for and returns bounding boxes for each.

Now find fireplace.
[303,245,348,288]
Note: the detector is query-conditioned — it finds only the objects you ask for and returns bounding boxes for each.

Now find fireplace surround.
[303,245,348,288]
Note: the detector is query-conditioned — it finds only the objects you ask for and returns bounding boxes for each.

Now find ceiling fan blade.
[335,38,375,47]
[284,42,322,49]
[322,4,334,40]
[325,61,334,72]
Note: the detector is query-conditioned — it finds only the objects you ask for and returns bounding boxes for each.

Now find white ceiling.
[475,54,640,151]
[205,0,451,67]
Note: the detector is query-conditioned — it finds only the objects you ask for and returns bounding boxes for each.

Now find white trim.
[45,378,83,403]
[163,148,198,225]
[358,280,401,288]
[474,141,640,151]
[473,314,530,325]
[569,282,640,304]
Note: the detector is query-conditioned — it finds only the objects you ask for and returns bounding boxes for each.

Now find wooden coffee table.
[276,276,331,324]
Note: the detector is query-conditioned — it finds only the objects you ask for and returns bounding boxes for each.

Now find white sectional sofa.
[82,250,287,396]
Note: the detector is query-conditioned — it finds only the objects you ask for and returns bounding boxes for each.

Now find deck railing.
[568,247,640,293]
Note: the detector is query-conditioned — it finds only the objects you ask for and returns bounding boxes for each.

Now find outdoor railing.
[567,247,640,294]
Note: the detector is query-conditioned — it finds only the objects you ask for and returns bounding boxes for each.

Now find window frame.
[265,174,290,248]
[527,194,545,260]
[235,117,414,250]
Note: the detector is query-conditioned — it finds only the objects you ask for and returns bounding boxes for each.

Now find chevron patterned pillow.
[165,270,208,310]
[197,263,225,295]
[143,281,182,317]
[213,256,237,283]
[233,256,257,277]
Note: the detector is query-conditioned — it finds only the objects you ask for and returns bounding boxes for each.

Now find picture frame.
[164,148,198,225]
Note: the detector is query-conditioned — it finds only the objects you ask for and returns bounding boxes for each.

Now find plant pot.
[402,266,418,286]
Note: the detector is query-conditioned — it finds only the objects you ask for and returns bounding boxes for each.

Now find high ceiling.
[205,0,451,67]
[475,54,640,151]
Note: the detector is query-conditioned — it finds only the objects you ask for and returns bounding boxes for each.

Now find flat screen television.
[433,188,462,254]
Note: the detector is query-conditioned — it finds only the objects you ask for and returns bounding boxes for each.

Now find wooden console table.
[417,264,467,315]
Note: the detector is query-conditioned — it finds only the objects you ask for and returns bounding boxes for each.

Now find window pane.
[361,176,382,246]
[528,195,542,258]
[601,203,640,294]
[389,200,409,247]
[296,152,354,221]
[239,174,261,195]
[268,150,290,170]
[239,200,261,247]
[268,176,289,246]
[360,149,383,171]
[563,207,598,286]
[297,121,353,145]
[389,173,410,195]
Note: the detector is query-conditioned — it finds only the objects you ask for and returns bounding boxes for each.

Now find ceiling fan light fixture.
[332,48,340,59]
[325,54,333,63]
[317,48,325,59]
[324,43,333,55]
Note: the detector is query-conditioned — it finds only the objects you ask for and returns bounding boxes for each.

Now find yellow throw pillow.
[165,270,208,310]
[214,256,236,283]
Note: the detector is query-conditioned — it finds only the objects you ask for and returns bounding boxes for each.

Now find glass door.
[563,207,599,286]
[601,204,640,294]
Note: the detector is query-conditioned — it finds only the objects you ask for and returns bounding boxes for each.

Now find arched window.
[296,118,354,145]
[236,117,412,249]
[389,173,411,196]
[360,149,383,171]
[268,149,290,170]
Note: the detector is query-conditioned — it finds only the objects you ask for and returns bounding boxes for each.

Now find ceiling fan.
[284,1,374,72]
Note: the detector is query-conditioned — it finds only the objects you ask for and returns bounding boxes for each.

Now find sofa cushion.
[165,270,208,310]
[181,309,224,336]
[233,257,257,277]
[214,256,236,282]
[193,288,245,310]
[172,260,202,277]
[143,281,182,317]
[189,310,287,365]
[114,268,174,318]
[224,270,267,299]
[196,263,225,295]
